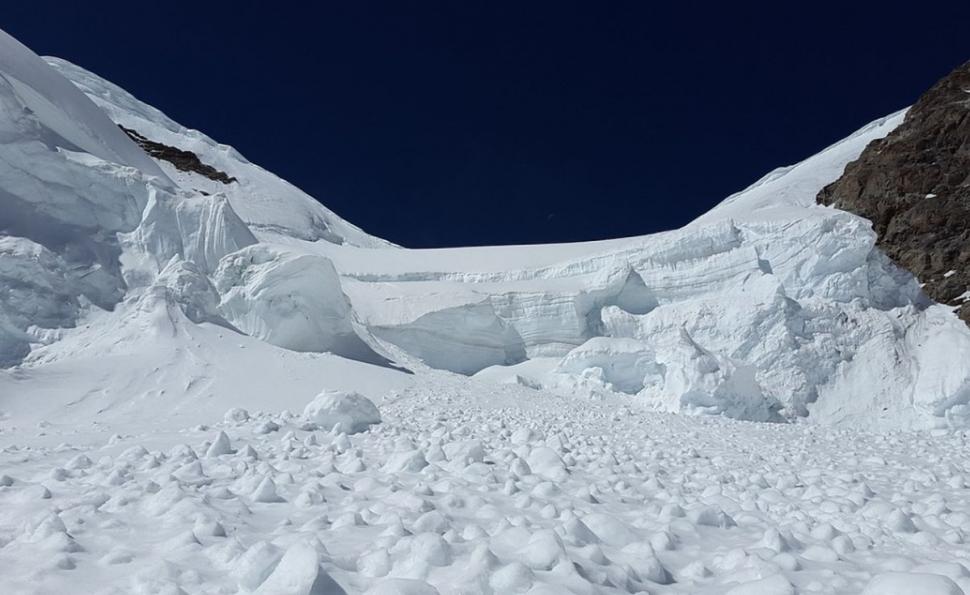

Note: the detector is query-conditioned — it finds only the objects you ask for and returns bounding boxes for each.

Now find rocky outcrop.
[120,125,237,184]
[818,60,970,323]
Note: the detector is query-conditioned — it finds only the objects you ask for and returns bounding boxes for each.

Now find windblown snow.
[2,27,970,595]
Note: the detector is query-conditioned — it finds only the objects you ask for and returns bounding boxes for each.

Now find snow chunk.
[215,245,382,362]
[526,447,568,482]
[224,408,250,423]
[254,542,346,594]
[303,390,381,434]
[251,477,284,503]
[383,449,429,473]
[861,572,963,595]
[519,529,566,571]
[205,431,233,457]
[583,513,640,547]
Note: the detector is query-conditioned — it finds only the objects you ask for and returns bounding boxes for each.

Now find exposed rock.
[818,60,970,323]
[120,125,237,184]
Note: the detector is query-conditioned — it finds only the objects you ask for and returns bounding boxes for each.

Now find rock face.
[818,60,970,323]
[120,125,237,184]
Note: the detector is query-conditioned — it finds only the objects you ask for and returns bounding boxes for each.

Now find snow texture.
[4,375,970,594]
[303,389,382,434]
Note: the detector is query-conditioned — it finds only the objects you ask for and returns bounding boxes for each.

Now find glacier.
[1,27,969,433]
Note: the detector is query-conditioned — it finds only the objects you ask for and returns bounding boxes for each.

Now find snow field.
[3,374,970,594]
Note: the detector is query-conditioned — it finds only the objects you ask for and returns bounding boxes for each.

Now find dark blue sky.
[5,2,970,247]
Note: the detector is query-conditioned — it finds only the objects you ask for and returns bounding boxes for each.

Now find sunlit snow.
[1,26,970,595]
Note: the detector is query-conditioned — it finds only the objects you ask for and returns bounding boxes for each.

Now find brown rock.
[120,125,236,184]
[818,60,970,323]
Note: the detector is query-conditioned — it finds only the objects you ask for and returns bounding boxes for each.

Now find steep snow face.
[0,31,170,362]
[691,109,907,225]
[124,191,258,278]
[0,237,80,365]
[45,57,393,249]
[0,31,169,182]
[369,301,529,374]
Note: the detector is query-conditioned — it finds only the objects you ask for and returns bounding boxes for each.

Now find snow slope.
[45,57,392,249]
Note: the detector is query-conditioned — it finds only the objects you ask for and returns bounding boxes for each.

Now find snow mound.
[303,389,381,433]
[861,572,964,595]
[253,542,347,594]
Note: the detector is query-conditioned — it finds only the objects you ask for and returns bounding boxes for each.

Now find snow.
[253,541,348,594]
[1,25,970,594]
[303,390,382,434]
[44,56,390,249]
[0,290,412,428]
[4,376,970,593]
[24,42,970,426]
[0,30,169,182]
[690,108,906,224]
[214,245,383,362]
[861,572,964,595]
[364,579,441,595]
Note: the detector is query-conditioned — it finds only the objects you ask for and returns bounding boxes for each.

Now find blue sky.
[6,1,970,246]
